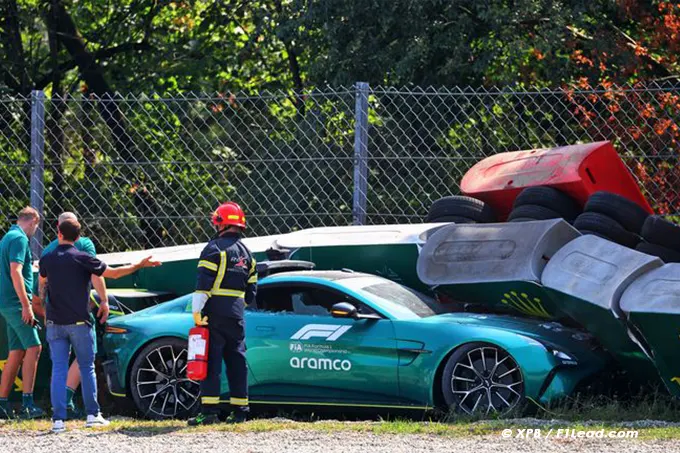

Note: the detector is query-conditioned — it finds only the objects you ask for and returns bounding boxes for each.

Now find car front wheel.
[441,342,525,415]
[129,338,201,420]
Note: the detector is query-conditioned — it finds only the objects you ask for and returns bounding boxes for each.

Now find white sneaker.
[52,420,66,433]
[85,413,110,428]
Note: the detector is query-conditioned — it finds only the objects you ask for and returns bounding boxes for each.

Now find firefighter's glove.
[192,292,209,326]
[193,312,209,326]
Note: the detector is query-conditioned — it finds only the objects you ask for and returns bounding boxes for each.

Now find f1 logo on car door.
[284,315,399,403]
[290,324,351,341]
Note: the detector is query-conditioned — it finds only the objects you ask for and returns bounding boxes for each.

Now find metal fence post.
[353,82,369,225]
[30,90,45,258]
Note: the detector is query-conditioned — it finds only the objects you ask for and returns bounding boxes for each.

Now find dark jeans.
[46,322,99,420]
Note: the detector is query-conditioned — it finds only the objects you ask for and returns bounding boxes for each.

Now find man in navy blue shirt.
[32,211,101,419]
[38,218,161,432]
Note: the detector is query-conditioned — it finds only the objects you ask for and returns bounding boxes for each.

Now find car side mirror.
[331,302,381,321]
[331,302,358,319]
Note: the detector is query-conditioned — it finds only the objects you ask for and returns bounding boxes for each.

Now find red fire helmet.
[211,201,246,229]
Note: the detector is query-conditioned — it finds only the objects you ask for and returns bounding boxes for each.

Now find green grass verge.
[2,392,679,439]
[529,391,680,422]
[2,417,680,440]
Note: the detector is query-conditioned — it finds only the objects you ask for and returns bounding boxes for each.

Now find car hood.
[107,297,188,325]
[422,312,602,358]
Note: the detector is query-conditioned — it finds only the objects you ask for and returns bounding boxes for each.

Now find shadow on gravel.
[116,427,185,437]
[249,406,447,423]
[61,428,183,438]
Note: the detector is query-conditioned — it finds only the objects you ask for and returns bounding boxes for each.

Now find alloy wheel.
[136,344,200,418]
[449,346,524,415]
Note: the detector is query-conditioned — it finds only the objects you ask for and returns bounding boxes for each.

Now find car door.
[245,283,401,406]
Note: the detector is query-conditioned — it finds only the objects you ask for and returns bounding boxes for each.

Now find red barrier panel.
[460,141,653,220]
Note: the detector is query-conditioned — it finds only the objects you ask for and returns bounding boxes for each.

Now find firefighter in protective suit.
[188,202,257,426]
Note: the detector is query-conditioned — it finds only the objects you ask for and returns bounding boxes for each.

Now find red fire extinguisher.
[187,326,209,381]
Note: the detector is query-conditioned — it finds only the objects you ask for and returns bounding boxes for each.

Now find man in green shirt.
[32,212,97,419]
[0,207,43,419]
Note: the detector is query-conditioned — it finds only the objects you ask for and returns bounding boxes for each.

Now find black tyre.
[428,215,477,224]
[129,337,201,420]
[584,192,650,234]
[641,216,680,251]
[513,186,580,221]
[507,204,564,222]
[573,212,641,248]
[578,230,612,241]
[426,196,496,223]
[636,242,680,263]
[441,342,524,415]
[508,217,537,223]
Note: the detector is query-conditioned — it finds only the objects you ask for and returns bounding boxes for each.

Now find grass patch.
[2,391,679,440]
[2,417,680,440]
[524,391,680,423]
[0,418,491,436]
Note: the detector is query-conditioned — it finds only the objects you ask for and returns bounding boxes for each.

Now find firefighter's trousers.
[199,315,249,415]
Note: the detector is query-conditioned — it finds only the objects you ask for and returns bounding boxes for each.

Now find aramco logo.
[289,357,352,371]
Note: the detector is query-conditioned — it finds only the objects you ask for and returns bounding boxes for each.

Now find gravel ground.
[0,429,674,453]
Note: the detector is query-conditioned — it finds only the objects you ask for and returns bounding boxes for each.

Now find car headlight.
[552,350,576,361]
[104,325,129,334]
[537,340,579,365]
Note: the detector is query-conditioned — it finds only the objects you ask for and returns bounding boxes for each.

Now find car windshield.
[360,282,444,318]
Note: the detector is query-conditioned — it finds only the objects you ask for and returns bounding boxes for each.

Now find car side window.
[253,287,293,312]
[290,287,381,317]
[254,285,375,317]
[290,288,337,316]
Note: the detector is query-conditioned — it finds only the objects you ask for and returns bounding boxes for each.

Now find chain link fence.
[1,83,679,254]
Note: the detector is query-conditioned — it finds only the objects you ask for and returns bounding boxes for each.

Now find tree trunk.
[272,0,305,119]
[1,0,31,173]
[46,0,66,216]
[44,0,135,163]
[0,0,30,94]
[44,0,167,251]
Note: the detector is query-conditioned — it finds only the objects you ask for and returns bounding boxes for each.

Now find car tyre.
[129,337,201,420]
[584,192,650,234]
[441,342,525,416]
[578,230,612,242]
[507,204,565,222]
[573,212,641,248]
[513,186,580,221]
[508,217,537,223]
[635,242,680,263]
[641,216,680,251]
[426,196,496,223]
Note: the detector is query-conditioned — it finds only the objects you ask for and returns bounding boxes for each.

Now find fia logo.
[289,343,303,352]
[290,324,351,341]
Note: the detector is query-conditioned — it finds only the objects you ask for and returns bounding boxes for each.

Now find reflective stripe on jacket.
[195,232,257,319]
